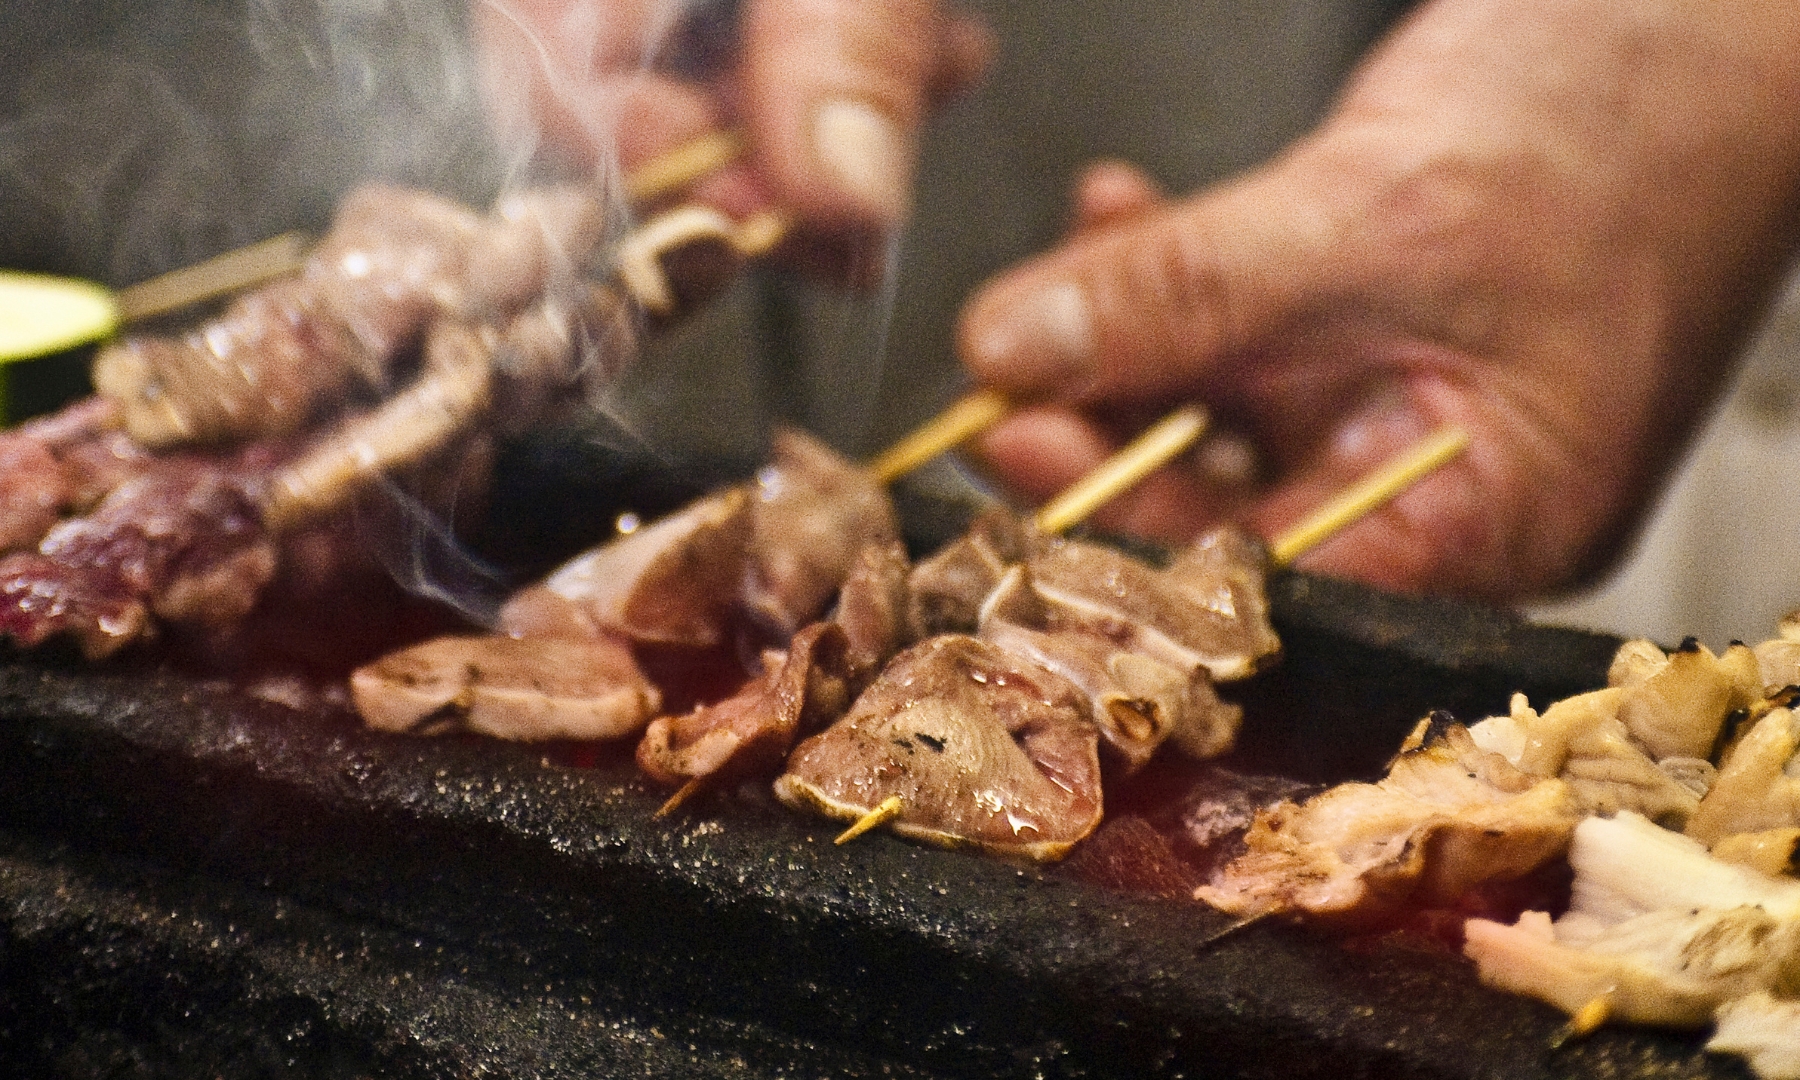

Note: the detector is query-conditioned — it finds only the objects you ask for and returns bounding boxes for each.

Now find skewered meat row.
[92,185,612,450]
[351,429,1281,861]
[1195,624,1800,1079]
[352,426,900,740]
[0,179,772,660]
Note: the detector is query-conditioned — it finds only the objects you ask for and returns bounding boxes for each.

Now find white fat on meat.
[775,634,1103,862]
[1197,719,1580,922]
[1465,812,1800,1071]
[1712,993,1800,1080]
[1027,526,1280,684]
[977,565,1240,771]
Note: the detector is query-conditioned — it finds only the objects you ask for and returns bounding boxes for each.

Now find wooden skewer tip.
[655,777,708,819]
[835,795,905,844]
[1266,426,1470,568]
[1549,996,1611,1049]
[867,388,1010,484]
[625,130,746,203]
[115,231,311,323]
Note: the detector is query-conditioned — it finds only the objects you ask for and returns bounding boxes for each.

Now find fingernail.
[967,281,1098,394]
[812,100,911,222]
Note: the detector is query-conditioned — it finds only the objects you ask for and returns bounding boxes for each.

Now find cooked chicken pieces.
[744,428,901,636]
[1198,719,1580,923]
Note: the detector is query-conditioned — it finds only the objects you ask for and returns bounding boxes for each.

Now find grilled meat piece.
[1688,706,1800,844]
[1464,812,1800,1033]
[92,185,608,450]
[352,630,660,741]
[638,621,854,787]
[980,616,1236,773]
[831,539,911,686]
[1198,719,1580,924]
[744,428,900,636]
[1610,638,1761,761]
[776,634,1103,862]
[905,507,1038,638]
[0,444,282,659]
[0,399,148,554]
[502,488,754,649]
[1029,526,1279,684]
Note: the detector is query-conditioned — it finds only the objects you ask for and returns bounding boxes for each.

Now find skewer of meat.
[784,426,1469,859]
[0,153,790,660]
[350,379,1015,782]
[351,425,903,740]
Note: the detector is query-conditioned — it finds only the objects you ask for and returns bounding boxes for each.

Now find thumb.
[958,169,1327,404]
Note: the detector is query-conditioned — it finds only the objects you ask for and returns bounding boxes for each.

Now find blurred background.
[2,0,1794,647]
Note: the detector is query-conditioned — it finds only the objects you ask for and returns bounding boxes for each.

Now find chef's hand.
[959,0,1800,603]
[472,0,991,281]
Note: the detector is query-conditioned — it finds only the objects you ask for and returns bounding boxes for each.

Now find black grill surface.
[0,438,1742,1077]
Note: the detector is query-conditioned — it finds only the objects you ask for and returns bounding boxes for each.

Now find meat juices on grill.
[776,634,1104,862]
[638,621,855,787]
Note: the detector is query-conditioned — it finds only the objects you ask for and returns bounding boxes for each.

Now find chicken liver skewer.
[801,424,1469,853]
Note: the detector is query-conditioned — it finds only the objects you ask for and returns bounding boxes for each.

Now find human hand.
[957,0,1800,603]
[472,0,992,281]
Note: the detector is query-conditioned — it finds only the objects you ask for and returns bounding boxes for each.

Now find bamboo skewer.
[1266,427,1470,567]
[655,777,707,819]
[124,132,750,331]
[1034,406,1209,534]
[1548,995,1611,1049]
[625,130,747,203]
[113,232,312,324]
[613,206,792,315]
[866,388,1009,484]
[835,795,905,844]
